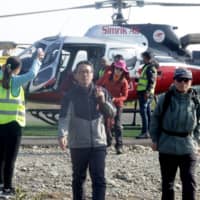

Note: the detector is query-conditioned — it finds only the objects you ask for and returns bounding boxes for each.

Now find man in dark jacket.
[150,68,200,200]
[136,51,157,139]
[58,61,116,200]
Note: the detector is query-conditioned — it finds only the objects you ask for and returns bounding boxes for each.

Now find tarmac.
[21,136,152,146]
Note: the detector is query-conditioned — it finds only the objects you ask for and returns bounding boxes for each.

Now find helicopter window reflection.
[33,68,53,86]
[108,48,138,70]
[20,43,46,74]
[71,50,88,71]
[60,50,71,72]
[154,56,179,63]
[42,42,60,67]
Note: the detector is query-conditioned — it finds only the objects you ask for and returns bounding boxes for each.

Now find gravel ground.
[11,145,200,200]
[9,112,199,200]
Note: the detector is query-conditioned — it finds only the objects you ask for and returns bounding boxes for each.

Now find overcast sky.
[0,0,200,43]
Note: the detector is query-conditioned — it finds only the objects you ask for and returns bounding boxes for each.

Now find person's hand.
[196,147,200,155]
[58,136,67,151]
[144,92,150,100]
[151,142,157,151]
[96,87,105,103]
[37,48,45,61]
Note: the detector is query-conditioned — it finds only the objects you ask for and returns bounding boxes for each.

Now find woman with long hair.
[97,59,129,154]
[0,50,43,198]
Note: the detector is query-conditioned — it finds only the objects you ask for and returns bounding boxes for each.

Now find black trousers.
[113,107,123,149]
[70,147,106,200]
[0,121,22,189]
[159,153,197,200]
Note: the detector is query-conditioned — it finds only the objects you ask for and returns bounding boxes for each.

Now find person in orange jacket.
[97,59,129,154]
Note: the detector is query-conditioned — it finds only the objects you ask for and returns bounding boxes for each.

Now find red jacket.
[97,72,129,107]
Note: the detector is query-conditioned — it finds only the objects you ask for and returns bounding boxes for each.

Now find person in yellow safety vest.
[136,51,158,139]
[94,57,111,82]
[0,49,44,198]
[0,49,12,67]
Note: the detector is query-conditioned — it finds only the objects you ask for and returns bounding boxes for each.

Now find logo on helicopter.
[153,29,165,43]
[85,25,149,51]
[102,25,140,35]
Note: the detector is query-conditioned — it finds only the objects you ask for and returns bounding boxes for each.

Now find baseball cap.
[174,68,192,80]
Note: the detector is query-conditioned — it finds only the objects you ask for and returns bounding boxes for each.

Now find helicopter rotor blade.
[143,1,200,7]
[120,0,200,7]
[0,7,74,18]
[0,2,114,18]
[0,0,200,18]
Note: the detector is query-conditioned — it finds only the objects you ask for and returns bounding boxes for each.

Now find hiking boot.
[0,188,15,198]
[0,184,3,195]
[107,135,112,147]
[135,132,150,139]
[116,147,123,155]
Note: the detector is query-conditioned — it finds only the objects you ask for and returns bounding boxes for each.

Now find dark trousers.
[159,153,197,200]
[0,121,22,189]
[70,147,106,200]
[113,107,123,149]
[138,93,152,133]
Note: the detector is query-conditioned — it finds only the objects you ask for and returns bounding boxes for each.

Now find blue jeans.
[138,93,152,134]
[70,147,106,200]
[159,153,197,200]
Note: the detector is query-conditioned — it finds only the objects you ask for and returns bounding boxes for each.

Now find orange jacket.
[97,72,128,107]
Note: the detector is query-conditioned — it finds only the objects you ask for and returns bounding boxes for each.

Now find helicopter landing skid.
[28,109,59,126]
[28,108,140,126]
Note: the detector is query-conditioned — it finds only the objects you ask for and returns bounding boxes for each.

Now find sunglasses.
[175,78,191,83]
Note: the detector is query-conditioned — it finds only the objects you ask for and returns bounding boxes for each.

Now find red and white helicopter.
[1,0,200,124]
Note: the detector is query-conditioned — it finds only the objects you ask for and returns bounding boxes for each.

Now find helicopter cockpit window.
[19,43,47,74]
[108,48,137,70]
[154,56,179,63]
[41,42,60,67]
[60,50,70,72]
[33,68,53,86]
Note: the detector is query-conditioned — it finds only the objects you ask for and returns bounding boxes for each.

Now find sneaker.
[135,132,150,139]
[0,188,15,198]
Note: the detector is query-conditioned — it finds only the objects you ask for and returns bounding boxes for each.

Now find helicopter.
[1,0,200,125]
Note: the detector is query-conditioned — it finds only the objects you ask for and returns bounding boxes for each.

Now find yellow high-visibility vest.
[0,75,25,127]
[137,64,157,94]
[0,56,9,66]
[98,68,105,78]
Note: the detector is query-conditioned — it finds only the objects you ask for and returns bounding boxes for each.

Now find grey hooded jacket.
[150,86,200,155]
[58,83,116,148]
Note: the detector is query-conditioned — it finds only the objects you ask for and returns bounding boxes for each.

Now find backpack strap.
[191,88,199,108]
[190,88,200,124]
[160,89,173,121]
[158,90,173,135]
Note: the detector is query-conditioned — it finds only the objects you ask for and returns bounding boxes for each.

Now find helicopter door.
[28,37,65,93]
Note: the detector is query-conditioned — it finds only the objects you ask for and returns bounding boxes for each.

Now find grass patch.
[123,129,140,137]
[23,123,141,137]
[23,124,57,136]
[123,125,141,137]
